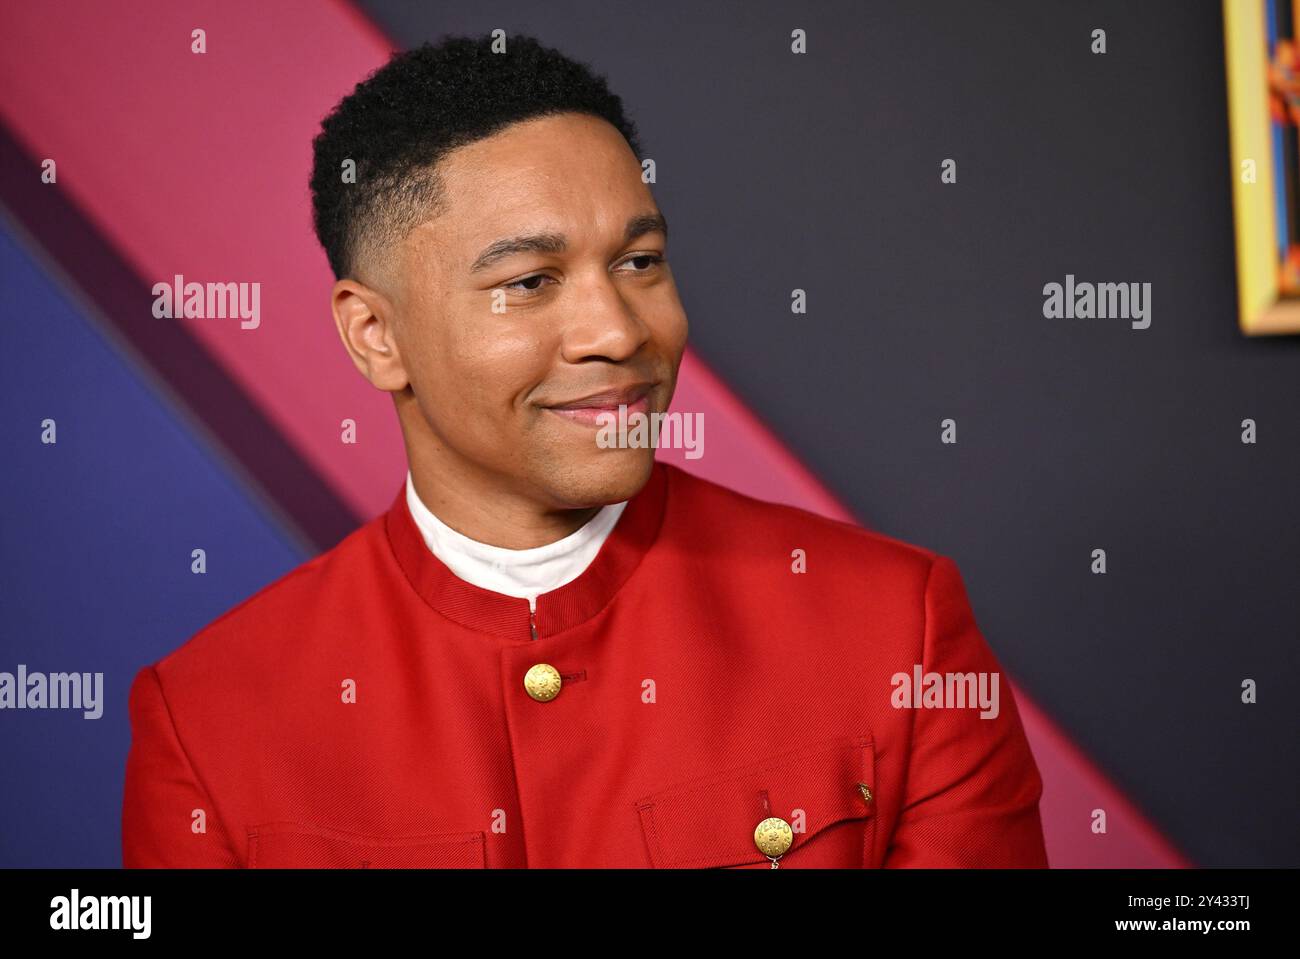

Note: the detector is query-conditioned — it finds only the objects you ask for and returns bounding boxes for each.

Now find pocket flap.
[635,733,875,868]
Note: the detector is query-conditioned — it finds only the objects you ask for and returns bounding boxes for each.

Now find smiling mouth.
[545,394,651,427]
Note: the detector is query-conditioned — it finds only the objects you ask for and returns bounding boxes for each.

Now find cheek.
[645,285,689,349]
[649,311,689,379]
[427,324,548,430]
[668,311,689,352]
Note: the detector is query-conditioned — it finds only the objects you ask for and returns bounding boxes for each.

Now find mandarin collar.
[385,461,670,641]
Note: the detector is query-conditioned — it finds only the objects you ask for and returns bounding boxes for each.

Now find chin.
[540,448,656,508]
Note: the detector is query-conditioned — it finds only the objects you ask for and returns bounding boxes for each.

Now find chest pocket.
[247,821,486,868]
[634,733,876,868]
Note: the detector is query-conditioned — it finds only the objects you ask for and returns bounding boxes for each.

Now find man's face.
[386,112,687,509]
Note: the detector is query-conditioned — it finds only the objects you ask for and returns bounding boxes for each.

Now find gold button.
[523,663,562,702]
[753,816,793,858]
[856,782,873,804]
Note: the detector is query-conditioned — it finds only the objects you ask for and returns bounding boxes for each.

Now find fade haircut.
[309,34,643,281]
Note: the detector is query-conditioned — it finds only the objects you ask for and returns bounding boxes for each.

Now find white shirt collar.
[404,471,628,610]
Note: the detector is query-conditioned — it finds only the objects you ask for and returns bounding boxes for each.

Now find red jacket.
[122,461,1048,868]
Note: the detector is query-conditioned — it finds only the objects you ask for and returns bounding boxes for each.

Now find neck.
[400,422,599,551]
[408,467,601,549]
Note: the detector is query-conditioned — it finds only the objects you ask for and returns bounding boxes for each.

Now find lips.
[544,382,653,427]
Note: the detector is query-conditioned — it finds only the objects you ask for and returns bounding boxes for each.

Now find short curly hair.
[309,34,643,281]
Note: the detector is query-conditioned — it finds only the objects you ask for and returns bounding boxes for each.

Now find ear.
[331,278,409,392]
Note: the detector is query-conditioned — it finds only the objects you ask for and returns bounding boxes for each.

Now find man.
[122,34,1049,868]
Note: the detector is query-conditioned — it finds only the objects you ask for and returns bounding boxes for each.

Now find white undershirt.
[404,471,628,612]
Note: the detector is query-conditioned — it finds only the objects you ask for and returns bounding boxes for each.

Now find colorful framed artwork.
[1224,0,1300,334]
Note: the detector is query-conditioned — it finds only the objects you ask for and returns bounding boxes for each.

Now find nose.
[558,273,651,364]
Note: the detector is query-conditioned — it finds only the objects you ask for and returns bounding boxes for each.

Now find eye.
[498,253,664,297]
[502,273,556,295]
[616,253,665,274]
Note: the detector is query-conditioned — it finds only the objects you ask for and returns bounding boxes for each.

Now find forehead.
[410,113,649,263]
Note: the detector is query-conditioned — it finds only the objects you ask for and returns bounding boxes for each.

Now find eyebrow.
[468,211,668,274]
